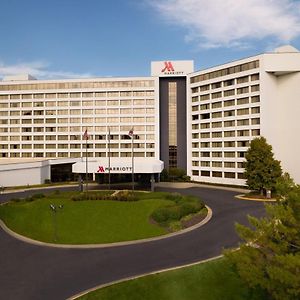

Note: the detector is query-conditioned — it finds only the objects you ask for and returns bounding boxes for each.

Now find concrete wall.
[0,161,51,187]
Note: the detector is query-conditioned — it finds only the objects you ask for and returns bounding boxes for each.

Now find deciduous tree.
[244,137,282,194]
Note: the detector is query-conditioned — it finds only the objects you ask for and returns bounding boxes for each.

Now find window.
[212,112,222,118]
[224,141,235,147]
[237,130,249,137]
[212,161,222,167]
[224,120,235,127]
[251,85,260,92]
[224,172,235,178]
[200,94,210,101]
[237,87,249,94]
[237,76,249,84]
[224,99,235,107]
[212,122,222,128]
[201,171,210,177]
[237,97,249,105]
[224,89,235,97]
[201,113,210,120]
[212,131,222,138]
[237,108,249,115]
[201,161,210,167]
[224,110,235,117]
[212,171,222,177]
[237,119,249,126]
[251,107,260,114]
[224,162,235,168]
[212,102,222,110]
[212,92,222,99]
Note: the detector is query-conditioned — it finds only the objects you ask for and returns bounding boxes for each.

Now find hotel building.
[0,45,299,186]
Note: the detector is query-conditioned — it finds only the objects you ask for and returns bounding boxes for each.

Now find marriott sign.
[151,60,194,77]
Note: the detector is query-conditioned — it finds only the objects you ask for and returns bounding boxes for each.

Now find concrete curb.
[67,254,223,300]
[235,194,277,202]
[0,206,212,249]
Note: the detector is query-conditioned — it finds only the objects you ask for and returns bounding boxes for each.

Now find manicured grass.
[79,258,266,300]
[0,191,175,244]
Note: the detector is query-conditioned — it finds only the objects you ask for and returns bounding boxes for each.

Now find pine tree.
[225,185,300,300]
[244,137,282,195]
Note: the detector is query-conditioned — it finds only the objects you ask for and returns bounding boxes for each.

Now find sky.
[1,0,300,79]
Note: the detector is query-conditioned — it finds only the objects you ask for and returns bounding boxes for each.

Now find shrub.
[151,194,205,225]
[111,190,137,202]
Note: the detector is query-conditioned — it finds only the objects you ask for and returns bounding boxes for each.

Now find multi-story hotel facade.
[0,45,299,186]
[188,45,300,185]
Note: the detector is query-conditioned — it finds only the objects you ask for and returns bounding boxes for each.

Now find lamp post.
[49,204,63,242]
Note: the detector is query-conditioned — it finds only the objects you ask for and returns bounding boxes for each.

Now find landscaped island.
[0,190,207,244]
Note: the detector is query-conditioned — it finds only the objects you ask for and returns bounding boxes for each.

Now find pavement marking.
[0,205,212,249]
[67,254,224,300]
[235,194,277,202]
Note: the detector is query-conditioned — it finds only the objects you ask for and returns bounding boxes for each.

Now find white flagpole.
[131,129,134,193]
[108,127,111,190]
[85,129,88,193]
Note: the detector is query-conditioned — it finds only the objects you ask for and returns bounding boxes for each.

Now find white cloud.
[149,0,300,48]
[0,61,93,80]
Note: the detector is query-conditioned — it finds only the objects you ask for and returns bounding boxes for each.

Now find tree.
[225,185,300,300]
[244,137,282,194]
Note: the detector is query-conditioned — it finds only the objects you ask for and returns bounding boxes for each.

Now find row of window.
[193,108,260,120]
[192,129,260,139]
[0,80,155,92]
[192,161,245,168]
[191,74,259,93]
[191,170,245,179]
[190,60,259,83]
[191,85,259,102]
[0,99,155,108]
[192,140,249,148]
[0,133,155,141]
[192,118,260,130]
[4,143,155,149]
[192,151,246,158]
[1,152,156,158]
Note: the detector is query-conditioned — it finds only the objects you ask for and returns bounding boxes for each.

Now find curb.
[0,206,212,249]
[67,254,223,300]
[235,194,277,202]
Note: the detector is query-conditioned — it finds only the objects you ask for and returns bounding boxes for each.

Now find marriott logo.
[161,61,174,72]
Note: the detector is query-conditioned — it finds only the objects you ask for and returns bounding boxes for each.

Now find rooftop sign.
[151,60,194,77]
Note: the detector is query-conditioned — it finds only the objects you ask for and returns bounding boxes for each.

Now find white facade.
[188,45,300,185]
[0,47,299,187]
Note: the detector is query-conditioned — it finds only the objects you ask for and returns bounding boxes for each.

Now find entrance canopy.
[72,158,164,174]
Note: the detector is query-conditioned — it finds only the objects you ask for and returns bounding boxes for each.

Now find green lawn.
[79,258,266,300]
[0,191,174,244]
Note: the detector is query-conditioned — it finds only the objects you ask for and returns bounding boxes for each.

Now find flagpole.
[131,131,134,193]
[84,129,88,193]
[86,134,88,193]
[108,127,111,190]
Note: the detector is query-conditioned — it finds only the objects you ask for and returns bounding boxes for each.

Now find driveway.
[0,186,265,300]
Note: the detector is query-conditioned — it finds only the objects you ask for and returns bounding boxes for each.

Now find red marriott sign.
[161,61,174,72]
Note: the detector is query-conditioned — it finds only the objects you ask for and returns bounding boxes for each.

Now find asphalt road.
[0,186,266,300]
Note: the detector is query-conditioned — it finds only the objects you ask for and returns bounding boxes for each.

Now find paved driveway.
[0,186,265,300]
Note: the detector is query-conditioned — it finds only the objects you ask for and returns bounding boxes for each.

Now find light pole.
[49,204,63,242]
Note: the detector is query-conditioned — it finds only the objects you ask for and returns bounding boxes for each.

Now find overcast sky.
[1,0,300,79]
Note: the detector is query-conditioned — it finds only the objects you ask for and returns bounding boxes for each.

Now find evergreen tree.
[225,185,300,300]
[244,137,282,194]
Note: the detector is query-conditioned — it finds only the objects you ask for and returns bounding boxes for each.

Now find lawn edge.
[235,194,276,202]
[67,254,223,300]
[0,205,212,249]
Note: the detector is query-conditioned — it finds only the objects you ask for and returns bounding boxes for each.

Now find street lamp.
[49,204,63,242]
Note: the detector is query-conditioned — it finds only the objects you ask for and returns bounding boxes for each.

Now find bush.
[151,194,205,225]
[111,190,137,202]
[44,179,51,184]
